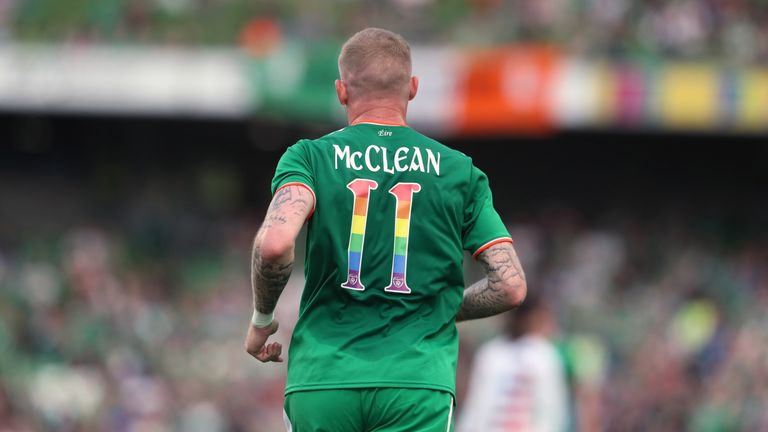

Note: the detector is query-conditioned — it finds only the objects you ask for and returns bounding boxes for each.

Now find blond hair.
[338,28,412,98]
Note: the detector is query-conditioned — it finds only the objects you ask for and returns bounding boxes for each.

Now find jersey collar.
[351,118,408,127]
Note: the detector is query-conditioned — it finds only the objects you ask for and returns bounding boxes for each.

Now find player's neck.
[347,105,407,126]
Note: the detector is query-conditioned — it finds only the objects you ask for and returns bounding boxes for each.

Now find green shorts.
[283,388,455,432]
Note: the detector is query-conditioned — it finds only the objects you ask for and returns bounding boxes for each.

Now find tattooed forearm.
[251,235,293,313]
[455,278,510,321]
[456,242,527,322]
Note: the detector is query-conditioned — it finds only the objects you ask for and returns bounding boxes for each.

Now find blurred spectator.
[458,295,569,432]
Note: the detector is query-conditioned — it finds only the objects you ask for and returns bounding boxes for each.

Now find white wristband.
[251,310,274,328]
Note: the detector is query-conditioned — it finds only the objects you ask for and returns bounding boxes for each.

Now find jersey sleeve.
[462,164,512,258]
[270,140,316,215]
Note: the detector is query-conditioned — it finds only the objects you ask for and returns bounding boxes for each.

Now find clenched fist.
[244,320,284,363]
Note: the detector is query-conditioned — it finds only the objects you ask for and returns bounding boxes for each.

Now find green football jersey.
[271,121,511,397]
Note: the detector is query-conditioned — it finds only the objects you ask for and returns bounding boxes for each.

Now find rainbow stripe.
[342,179,378,290]
[385,183,421,293]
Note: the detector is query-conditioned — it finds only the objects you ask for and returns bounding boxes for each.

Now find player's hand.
[245,320,284,363]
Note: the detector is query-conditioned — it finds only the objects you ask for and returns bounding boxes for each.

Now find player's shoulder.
[408,128,472,163]
[407,128,478,183]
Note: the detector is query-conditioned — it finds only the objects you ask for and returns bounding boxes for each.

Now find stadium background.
[1,1,768,431]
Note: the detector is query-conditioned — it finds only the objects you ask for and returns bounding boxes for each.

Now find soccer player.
[457,296,568,432]
[244,27,527,431]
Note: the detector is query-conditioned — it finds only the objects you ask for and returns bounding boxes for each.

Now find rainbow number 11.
[342,178,421,294]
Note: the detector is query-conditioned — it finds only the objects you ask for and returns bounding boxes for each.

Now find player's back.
[271,121,510,396]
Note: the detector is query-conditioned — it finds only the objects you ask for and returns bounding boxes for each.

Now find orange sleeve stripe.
[472,237,514,259]
[274,182,316,220]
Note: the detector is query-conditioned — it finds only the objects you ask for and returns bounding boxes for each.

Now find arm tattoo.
[456,242,526,322]
[250,185,312,314]
[264,186,311,228]
[252,241,293,313]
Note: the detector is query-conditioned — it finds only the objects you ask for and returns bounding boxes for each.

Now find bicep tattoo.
[479,242,526,287]
[264,185,313,228]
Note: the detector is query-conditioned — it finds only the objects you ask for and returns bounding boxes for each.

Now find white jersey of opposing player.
[458,335,568,432]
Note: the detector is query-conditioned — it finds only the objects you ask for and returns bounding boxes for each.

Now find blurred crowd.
[0,218,292,431]
[505,212,768,431]
[2,0,767,64]
[1,195,767,431]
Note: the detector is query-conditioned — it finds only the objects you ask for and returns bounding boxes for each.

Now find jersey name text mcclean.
[332,143,441,176]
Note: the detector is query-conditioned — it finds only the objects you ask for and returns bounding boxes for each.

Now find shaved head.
[338,28,412,99]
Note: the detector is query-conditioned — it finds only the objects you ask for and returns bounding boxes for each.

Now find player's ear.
[335,79,348,106]
[408,76,418,101]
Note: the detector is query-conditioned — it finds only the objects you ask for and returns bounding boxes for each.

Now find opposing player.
[245,28,527,431]
[458,295,568,432]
